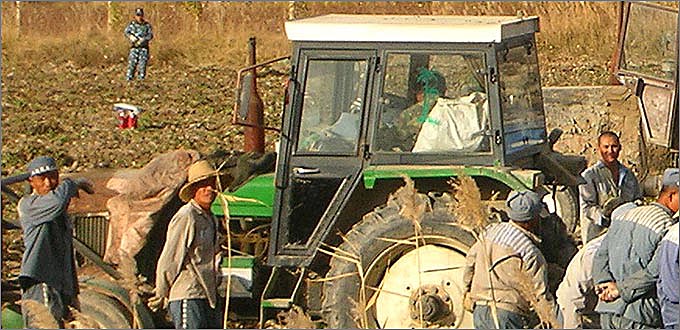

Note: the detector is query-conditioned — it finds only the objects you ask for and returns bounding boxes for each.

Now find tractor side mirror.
[548,128,563,149]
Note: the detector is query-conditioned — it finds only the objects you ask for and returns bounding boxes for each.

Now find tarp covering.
[103,150,200,265]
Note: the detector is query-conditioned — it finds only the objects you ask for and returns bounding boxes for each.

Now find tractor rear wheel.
[321,195,475,328]
[542,185,579,240]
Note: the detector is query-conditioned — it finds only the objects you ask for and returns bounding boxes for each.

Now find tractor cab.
[270,14,577,266]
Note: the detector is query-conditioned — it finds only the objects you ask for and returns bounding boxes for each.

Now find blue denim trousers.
[168,298,220,329]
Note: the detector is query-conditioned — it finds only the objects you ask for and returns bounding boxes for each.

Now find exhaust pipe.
[243,37,265,154]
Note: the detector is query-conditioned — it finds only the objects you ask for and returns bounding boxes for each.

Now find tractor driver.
[392,68,448,151]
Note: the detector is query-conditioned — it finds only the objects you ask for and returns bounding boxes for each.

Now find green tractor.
[226,14,585,328]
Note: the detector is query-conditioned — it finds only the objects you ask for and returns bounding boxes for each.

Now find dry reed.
[21,300,60,329]
[449,175,500,328]
[513,269,560,329]
[66,306,101,329]
[449,176,489,233]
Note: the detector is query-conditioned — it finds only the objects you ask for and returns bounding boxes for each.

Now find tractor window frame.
[293,52,371,157]
[619,2,678,83]
[373,49,493,156]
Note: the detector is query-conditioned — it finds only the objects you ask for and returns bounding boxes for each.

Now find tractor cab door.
[270,50,376,265]
[616,2,678,149]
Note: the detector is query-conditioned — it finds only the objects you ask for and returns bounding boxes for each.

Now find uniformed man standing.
[124,8,153,81]
[592,168,679,329]
[579,131,642,243]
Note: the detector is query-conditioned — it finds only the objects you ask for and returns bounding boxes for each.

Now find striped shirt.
[486,222,542,264]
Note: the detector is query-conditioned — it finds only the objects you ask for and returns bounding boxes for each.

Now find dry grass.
[449,176,489,233]
[5,1,669,85]
[513,269,560,329]
[66,306,101,329]
[21,299,60,329]
[392,176,429,228]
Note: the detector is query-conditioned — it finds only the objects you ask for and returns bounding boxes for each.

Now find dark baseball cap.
[27,156,58,177]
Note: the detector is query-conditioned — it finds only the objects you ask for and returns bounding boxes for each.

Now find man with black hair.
[579,131,642,243]
[18,156,94,327]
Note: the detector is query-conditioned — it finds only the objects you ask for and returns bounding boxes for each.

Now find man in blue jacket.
[592,168,678,328]
[18,156,93,327]
[658,220,678,329]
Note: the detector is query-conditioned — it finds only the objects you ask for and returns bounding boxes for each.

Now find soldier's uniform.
[124,9,153,81]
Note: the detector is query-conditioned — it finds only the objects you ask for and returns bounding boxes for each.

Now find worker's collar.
[651,202,675,217]
[509,221,542,244]
[189,199,213,217]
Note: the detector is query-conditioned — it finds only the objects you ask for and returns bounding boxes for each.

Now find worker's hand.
[147,294,168,312]
[128,35,138,43]
[134,39,144,47]
[75,178,95,194]
[463,292,474,313]
[595,282,620,302]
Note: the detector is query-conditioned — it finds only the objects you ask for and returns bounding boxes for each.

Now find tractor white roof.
[285,14,539,43]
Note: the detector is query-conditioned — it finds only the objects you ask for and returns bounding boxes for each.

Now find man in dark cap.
[592,168,679,329]
[124,8,154,81]
[18,156,94,327]
[463,190,557,329]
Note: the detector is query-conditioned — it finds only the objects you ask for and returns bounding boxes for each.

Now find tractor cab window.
[622,3,677,81]
[497,42,546,155]
[375,52,490,153]
[296,59,367,155]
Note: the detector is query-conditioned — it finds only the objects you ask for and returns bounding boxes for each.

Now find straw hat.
[179,160,232,203]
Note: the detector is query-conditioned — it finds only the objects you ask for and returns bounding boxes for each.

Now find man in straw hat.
[592,168,678,329]
[18,156,94,327]
[149,160,231,329]
[463,190,557,329]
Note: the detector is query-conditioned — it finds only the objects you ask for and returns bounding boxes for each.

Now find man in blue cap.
[124,8,153,81]
[463,190,557,329]
[18,156,94,327]
[592,168,679,329]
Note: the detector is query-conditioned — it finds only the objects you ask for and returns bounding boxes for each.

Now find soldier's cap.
[27,156,58,177]
[662,168,679,188]
[506,190,542,222]
[135,8,144,17]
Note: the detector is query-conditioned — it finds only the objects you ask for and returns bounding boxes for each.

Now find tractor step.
[259,267,307,325]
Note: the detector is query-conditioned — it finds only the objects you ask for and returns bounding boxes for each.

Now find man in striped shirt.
[592,168,679,329]
[463,190,557,329]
